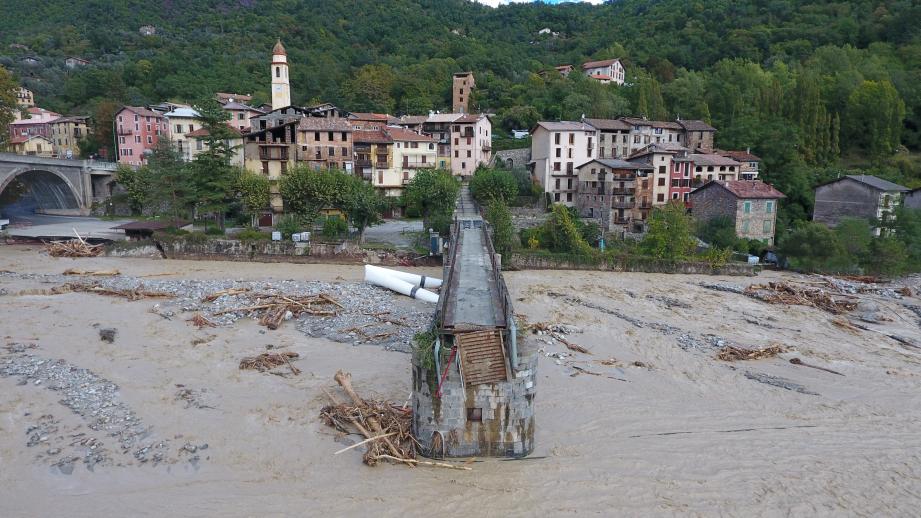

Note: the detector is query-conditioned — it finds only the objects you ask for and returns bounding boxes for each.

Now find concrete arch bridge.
[0,153,118,216]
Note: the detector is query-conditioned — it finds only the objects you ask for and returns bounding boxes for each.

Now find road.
[3,212,131,241]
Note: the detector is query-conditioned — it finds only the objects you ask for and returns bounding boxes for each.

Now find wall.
[813,179,880,227]
[508,252,757,275]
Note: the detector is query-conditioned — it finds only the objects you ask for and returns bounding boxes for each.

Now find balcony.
[482,142,492,151]
[259,145,289,161]
[610,175,634,181]
[355,159,372,167]
[401,178,412,185]
[612,218,631,225]
[375,162,389,169]
[612,200,634,209]
[116,128,133,135]
[611,187,636,195]
[402,160,432,169]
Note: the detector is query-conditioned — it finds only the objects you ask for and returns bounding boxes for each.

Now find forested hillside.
[2,0,921,223]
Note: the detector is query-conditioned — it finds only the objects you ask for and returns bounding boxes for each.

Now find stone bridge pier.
[0,152,118,215]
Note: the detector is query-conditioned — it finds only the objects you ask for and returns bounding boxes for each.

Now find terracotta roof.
[385,126,436,142]
[120,106,162,118]
[721,150,761,162]
[584,118,631,131]
[582,58,620,69]
[186,125,242,137]
[693,180,785,200]
[588,74,613,81]
[297,117,352,131]
[454,114,485,124]
[353,130,392,144]
[272,39,286,56]
[677,119,716,132]
[349,112,390,121]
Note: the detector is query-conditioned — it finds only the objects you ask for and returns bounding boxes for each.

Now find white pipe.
[364,265,439,303]
[364,264,443,288]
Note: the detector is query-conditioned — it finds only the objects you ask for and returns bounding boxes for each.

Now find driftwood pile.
[63,268,120,276]
[717,344,788,362]
[213,292,342,330]
[46,239,103,258]
[527,321,591,354]
[51,282,172,300]
[320,370,470,470]
[744,282,857,314]
[187,313,217,328]
[239,351,300,375]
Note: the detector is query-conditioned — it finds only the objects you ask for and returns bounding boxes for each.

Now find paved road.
[361,219,423,249]
[3,213,132,241]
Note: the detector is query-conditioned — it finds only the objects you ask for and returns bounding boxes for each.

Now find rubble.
[744,282,857,314]
[717,344,788,361]
[744,371,819,395]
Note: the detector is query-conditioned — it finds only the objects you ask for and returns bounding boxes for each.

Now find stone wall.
[814,179,880,227]
[412,336,537,458]
[509,252,757,276]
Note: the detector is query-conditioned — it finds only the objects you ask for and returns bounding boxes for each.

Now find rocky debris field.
[0,349,204,473]
[0,271,435,352]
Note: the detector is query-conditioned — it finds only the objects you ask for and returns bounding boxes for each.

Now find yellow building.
[9,135,54,157]
[49,116,90,158]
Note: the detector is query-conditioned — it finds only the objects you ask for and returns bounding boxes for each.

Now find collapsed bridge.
[412,185,536,458]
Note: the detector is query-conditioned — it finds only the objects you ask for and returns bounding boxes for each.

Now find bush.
[204,225,225,236]
[235,228,271,242]
[322,216,348,239]
[183,231,210,244]
[275,214,304,239]
[469,167,519,205]
[701,247,733,268]
[697,216,738,249]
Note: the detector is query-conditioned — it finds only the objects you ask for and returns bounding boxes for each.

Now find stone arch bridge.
[0,153,118,215]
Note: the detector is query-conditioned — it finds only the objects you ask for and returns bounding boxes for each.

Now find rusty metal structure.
[412,186,536,458]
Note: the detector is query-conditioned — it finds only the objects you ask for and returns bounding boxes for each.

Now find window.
[553,162,561,171]
[196,140,203,151]
[569,133,574,145]
[461,161,466,169]
[328,131,334,141]
[328,146,334,157]
[378,171,383,184]
[341,147,347,156]
[262,161,269,174]
[554,193,561,202]
[175,124,183,133]
[276,67,280,78]
[556,148,561,158]
[135,136,141,143]
[281,162,287,173]
[672,193,679,199]
[567,193,572,202]
[454,138,459,146]
[741,221,750,233]
[341,132,347,141]
[555,133,560,145]
[657,177,665,186]
[657,193,664,202]
[765,201,774,213]
[314,131,320,141]
[763,220,772,233]
[238,113,244,120]
[743,201,751,214]
[454,150,459,158]
[467,150,471,158]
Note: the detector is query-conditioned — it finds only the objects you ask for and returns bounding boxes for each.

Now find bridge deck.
[441,186,505,330]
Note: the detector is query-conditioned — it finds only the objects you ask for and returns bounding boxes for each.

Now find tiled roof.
[690,153,742,167]
[454,114,484,124]
[693,180,785,199]
[272,40,286,56]
[222,101,262,112]
[385,126,436,142]
[584,118,631,131]
[841,175,909,192]
[349,112,390,121]
[582,58,620,69]
[120,106,162,118]
[297,117,353,131]
[588,74,613,80]
[720,149,761,162]
[164,107,200,118]
[49,115,90,124]
[619,117,682,130]
[186,125,243,137]
[398,115,428,125]
[677,119,716,132]
[216,92,252,103]
[535,121,595,132]
[353,130,392,144]
[578,158,654,171]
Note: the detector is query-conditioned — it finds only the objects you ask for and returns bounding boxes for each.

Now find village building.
[575,158,654,233]
[243,120,298,215]
[620,117,684,153]
[813,175,909,235]
[163,106,203,160]
[139,25,156,36]
[676,119,716,152]
[296,117,353,172]
[490,148,530,170]
[906,188,921,210]
[15,87,34,108]
[720,149,760,179]
[689,153,742,184]
[8,134,54,157]
[581,58,625,85]
[452,72,475,113]
[185,126,245,167]
[628,143,688,206]
[114,106,168,166]
[529,121,596,206]
[49,115,90,158]
[215,92,253,105]
[584,118,631,159]
[388,126,437,200]
[348,112,392,131]
[9,107,60,139]
[555,64,573,77]
[450,113,491,178]
[353,129,394,195]
[222,101,264,132]
[690,180,785,245]
[64,56,90,69]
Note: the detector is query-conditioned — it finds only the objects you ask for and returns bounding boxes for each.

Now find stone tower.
[452,72,474,113]
[271,39,291,110]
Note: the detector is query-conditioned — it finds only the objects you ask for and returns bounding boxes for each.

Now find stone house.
[690,153,742,183]
[575,158,653,232]
[813,175,909,234]
[628,143,688,206]
[243,120,298,214]
[15,87,34,108]
[387,126,437,198]
[906,188,921,210]
[620,117,685,154]
[296,117,353,173]
[49,115,91,158]
[222,101,264,132]
[581,58,625,85]
[720,149,760,179]
[452,72,474,113]
[676,119,716,152]
[690,180,785,245]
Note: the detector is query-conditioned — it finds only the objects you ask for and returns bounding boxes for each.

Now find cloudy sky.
[475,0,605,6]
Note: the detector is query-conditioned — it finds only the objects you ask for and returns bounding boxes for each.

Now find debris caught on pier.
[318,370,444,468]
[744,282,857,314]
[717,344,788,362]
[239,351,300,375]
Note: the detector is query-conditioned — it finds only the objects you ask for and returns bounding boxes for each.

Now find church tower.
[271,39,291,110]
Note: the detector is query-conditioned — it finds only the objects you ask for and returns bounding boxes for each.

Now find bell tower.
[271,39,291,110]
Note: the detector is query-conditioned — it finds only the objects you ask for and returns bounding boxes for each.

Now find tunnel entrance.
[0,170,80,221]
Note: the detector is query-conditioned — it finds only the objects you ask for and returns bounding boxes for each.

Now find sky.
[474,0,605,6]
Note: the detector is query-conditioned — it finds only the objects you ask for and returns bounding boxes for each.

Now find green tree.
[834,217,873,261]
[343,177,385,243]
[696,215,739,249]
[777,222,846,272]
[641,202,696,261]
[541,204,594,256]
[190,98,240,228]
[891,207,921,271]
[114,165,148,215]
[484,198,516,260]
[403,169,459,235]
[344,64,396,113]
[142,142,193,222]
[236,171,270,226]
[0,66,18,149]
[845,80,906,158]
[469,167,518,205]
[279,166,352,223]
[863,236,907,276]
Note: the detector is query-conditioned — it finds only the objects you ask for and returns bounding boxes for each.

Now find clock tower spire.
[271,39,291,110]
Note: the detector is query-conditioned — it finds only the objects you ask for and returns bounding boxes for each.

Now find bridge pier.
[0,153,116,215]
[412,186,537,458]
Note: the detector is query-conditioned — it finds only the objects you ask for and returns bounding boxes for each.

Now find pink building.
[222,101,265,133]
[115,106,168,166]
[9,107,61,140]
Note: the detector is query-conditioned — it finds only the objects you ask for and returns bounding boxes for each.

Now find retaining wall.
[509,252,757,276]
